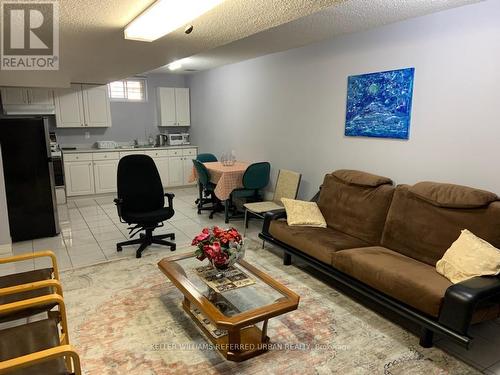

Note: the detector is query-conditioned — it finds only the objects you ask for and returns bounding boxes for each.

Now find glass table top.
[172,255,288,317]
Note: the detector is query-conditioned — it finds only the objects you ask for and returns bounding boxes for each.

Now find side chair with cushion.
[0,294,81,375]
[192,159,221,219]
[243,169,301,236]
[227,162,271,223]
[115,155,176,259]
[0,250,62,323]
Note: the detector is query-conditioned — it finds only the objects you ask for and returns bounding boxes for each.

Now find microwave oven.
[167,133,184,146]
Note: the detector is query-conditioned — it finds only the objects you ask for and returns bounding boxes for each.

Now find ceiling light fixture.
[124,0,224,42]
[168,61,183,71]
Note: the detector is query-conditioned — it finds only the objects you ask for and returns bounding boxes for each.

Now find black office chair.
[114,155,176,258]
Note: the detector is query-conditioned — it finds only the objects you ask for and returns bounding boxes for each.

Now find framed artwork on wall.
[345,67,415,139]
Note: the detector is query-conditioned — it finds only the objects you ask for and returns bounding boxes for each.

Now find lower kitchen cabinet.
[152,157,170,187]
[64,147,197,197]
[93,160,119,194]
[183,157,194,185]
[64,161,95,196]
[168,156,184,186]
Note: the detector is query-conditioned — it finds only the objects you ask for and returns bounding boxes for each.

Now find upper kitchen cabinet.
[54,85,85,128]
[82,85,112,128]
[1,87,54,105]
[54,84,112,128]
[157,87,190,127]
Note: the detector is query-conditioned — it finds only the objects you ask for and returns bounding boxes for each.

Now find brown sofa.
[260,170,500,348]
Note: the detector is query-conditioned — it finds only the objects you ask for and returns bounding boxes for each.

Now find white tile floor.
[3,186,262,274]
[1,185,499,373]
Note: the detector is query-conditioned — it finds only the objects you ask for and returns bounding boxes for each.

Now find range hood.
[2,104,56,115]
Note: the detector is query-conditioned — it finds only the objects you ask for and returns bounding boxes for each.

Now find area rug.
[60,241,479,375]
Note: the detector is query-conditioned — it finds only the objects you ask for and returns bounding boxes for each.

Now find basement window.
[108,78,147,102]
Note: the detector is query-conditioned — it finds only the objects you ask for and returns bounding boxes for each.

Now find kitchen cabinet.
[168,148,197,186]
[93,160,119,194]
[63,147,196,197]
[54,84,111,128]
[157,87,190,127]
[29,88,54,105]
[154,157,169,187]
[168,156,184,186]
[82,84,112,128]
[145,150,169,187]
[0,87,54,105]
[54,85,85,128]
[64,160,95,196]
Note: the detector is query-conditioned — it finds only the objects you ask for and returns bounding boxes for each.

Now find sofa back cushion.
[381,183,500,266]
[317,170,395,245]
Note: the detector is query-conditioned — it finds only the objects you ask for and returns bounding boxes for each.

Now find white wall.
[188,1,500,199]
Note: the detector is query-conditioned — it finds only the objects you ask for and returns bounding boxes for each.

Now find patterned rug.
[60,241,479,375]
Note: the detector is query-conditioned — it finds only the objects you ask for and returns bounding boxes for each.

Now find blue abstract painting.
[345,67,415,139]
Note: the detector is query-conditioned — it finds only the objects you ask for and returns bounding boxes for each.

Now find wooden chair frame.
[0,294,81,375]
[0,250,60,280]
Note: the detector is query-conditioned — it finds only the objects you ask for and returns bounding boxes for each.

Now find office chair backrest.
[243,162,271,190]
[273,169,302,203]
[196,153,218,163]
[192,159,211,187]
[117,155,164,212]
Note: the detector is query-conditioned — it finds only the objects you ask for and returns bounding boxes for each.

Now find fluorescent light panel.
[124,0,224,42]
[168,61,183,70]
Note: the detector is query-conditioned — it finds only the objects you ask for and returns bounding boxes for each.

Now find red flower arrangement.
[192,226,245,269]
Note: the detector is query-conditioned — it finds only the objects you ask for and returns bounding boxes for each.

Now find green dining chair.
[192,159,221,219]
[195,154,218,208]
[226,162,271,223]
[196,153,218,163]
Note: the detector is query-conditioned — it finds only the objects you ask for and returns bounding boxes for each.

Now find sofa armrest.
[439,275,500,334]
[262,210,287,236]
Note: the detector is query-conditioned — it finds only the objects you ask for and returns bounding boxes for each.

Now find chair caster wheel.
[117,245,122,252]
[171,245,176,251]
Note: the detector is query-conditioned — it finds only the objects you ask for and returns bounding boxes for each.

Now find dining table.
[191,161,250,223]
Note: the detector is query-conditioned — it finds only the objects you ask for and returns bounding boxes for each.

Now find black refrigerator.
[0,116,60,241]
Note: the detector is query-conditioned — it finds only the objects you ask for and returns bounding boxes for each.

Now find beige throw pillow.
[436,229,500,283]
[281,198,327,228]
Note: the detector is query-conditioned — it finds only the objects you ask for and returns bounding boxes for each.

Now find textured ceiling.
[150,0,482,74]
[0,0,481,87]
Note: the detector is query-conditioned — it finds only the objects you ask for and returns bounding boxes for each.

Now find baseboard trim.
[0,243,12,256]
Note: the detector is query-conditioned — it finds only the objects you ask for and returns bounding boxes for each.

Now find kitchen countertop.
[61,145,198,154]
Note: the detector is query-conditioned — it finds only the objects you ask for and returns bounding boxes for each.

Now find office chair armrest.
[165,193,175,208]
[114,198,126,223]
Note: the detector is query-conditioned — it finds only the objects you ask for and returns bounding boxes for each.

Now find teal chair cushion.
[196,153,218,163]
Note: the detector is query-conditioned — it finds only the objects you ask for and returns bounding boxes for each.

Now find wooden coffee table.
[158,253,300,362]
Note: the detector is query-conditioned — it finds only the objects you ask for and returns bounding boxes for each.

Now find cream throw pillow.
[436,229,500,283]
[281,198,327,228]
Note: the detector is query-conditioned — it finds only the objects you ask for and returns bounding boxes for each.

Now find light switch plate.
[85,131,90,139]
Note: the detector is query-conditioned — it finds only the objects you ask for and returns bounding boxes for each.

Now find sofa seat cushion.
[332,246,452,317]
[269,220,370,265]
